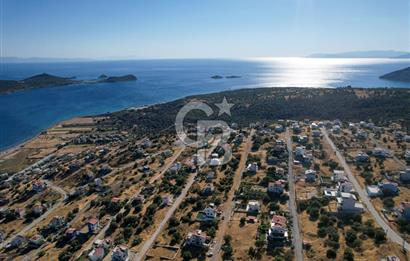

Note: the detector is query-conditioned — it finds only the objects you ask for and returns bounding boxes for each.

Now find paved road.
[0,180,67,249]
[322,128,410,251]
[285,129,304,261]
[211,129,255,261]
[134,138,220,261]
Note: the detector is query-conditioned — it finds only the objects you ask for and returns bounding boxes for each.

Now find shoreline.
[0,105,150,157]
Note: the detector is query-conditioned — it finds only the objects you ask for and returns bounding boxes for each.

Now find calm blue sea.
[0,58,409,151]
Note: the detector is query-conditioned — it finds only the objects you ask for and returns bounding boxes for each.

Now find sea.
[0,57,409,152]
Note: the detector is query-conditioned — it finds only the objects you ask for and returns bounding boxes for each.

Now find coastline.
[0,105,150,156]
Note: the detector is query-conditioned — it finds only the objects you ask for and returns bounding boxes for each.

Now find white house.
[246,201,260,214]
[366,185,381,197]
[338,181,354,193]
[209,158,221,166]
[332,170,345,182]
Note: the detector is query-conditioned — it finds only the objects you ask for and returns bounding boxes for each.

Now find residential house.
[274,125,284,133]
[267,156,278,165]
[169,162,182,174]
[298,135,308,144]
[185,230,210,248]
[6,235,27,249]
[405,150,410,161]
[205,172,215,183]
[311,122,319,130]
[305,169,316,183]
[161,195,173,206]
[98,165,112,176]
[88,247,105,261]
[394,131,405,141]
[209,158,221,166]
[32,180,46,193]
[356,130,368,140]
[267,215,288,246]
[268,180,285,195]
[65,227,80,240]
[50,216,65,229]
[33,203,45,216]
[292,124,301,134]
[373,148,388,158]
[332,125,341,134]
[202,184,214,196]
[379,181,399,195]
[87,218,100,234]
[247,162,259,174]
[337,193,364,214]
[355,152,369,163]
[400,169,410,183]
[400,202,410,221]
[29,234,45,248]
[112,245,129,261]
[275,139,285,146]
[332,170,345,182]
[312,130,321,137]
[338,181,353,193]
[246,201,260,214]
[197,207,217,223]
[366,185,381,197]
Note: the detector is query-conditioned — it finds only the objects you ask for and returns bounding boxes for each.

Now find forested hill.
[101,87,410,134]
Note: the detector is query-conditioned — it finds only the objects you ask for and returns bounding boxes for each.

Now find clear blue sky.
[1,0,409,59]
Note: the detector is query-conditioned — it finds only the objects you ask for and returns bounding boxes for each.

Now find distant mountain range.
[308,50,410,58]
[1,57,95,63]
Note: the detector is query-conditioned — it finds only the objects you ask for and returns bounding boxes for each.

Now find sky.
[1,0,409,59]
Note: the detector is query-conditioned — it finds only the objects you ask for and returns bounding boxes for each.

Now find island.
[379,67,410,82]
[210,75,241,79]
[0,73,138,94]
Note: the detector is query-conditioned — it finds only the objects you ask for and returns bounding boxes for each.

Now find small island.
[210,75,241,79]
[379,67,410,82]
[0,73,138,94]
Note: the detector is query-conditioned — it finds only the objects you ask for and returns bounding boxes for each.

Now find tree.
[326,248,337,259]
[374,228,386,244]
[343,248,354,261]
[240,217,246,227]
